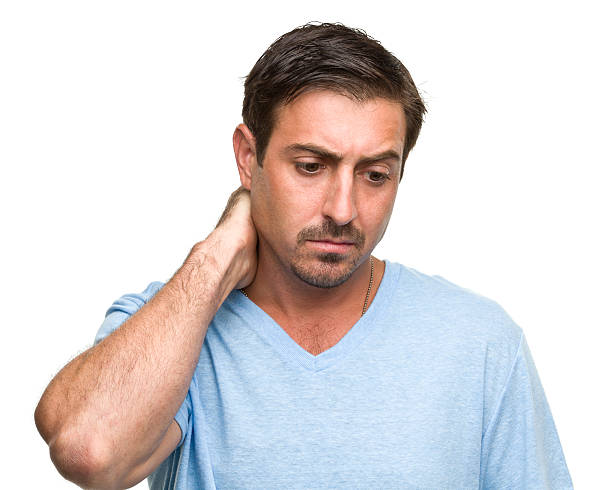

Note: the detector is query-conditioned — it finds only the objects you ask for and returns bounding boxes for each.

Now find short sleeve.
[94,281,193,447]
[94,281,165,345]
[479,333,573,489]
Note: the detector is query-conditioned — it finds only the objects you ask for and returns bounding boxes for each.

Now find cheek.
[250,175,309,242]
[249,176,276,240]
[361,192,396,239]
[269,177,322,226]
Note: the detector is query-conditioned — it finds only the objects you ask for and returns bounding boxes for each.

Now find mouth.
[305,239,355,253]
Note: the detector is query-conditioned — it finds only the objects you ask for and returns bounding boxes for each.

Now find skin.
[233,90,406,350]
[34,89,407,488]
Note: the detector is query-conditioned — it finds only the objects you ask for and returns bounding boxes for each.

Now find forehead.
[269,90,406,160]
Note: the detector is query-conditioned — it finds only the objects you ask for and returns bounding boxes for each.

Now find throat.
[282,318,358,356]
[242,257,385,356]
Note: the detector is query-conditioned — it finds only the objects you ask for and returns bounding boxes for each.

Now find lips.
[296,223,366,250]
[306,240,355,253]
[313,239,354,245]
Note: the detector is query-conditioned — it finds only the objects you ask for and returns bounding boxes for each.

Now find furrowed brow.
[356,150,402,166]
[284,144,401,168]
[284,143,343,162]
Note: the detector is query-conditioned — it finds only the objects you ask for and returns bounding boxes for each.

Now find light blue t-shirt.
[95,261,572,489]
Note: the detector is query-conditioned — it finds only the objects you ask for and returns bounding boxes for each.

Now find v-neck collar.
[228,260,400,372]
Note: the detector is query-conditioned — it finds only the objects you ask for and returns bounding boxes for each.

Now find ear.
[233,123,257,190]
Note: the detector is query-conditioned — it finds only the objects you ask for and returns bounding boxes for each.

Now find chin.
[290,253,360,289]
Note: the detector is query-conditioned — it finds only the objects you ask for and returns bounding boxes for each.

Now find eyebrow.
[284,143,401,166]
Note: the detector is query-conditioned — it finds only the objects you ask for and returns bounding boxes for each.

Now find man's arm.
[34,188,257,489]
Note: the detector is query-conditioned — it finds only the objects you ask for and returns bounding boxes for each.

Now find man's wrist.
[176,229,248,306]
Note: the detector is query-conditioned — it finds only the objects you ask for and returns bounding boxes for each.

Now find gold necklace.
[240,256,375,317]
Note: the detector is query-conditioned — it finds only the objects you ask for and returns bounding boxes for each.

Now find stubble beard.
[290,252,363,288]
[290,220,367,289]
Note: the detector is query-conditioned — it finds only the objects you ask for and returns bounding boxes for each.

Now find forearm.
[35,229,245,483]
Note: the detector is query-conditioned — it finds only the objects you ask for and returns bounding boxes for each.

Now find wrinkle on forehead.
[271,91,406,163]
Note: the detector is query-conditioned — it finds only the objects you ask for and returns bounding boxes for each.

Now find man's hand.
[214,186,258,290]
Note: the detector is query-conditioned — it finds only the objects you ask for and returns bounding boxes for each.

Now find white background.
[2,1,610,488]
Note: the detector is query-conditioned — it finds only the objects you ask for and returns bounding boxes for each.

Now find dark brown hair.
[242,22,426,179]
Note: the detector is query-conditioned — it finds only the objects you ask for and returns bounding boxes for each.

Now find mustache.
[296,220,366,249]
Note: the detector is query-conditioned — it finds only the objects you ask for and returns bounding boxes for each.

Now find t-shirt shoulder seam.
[481,330,525,439]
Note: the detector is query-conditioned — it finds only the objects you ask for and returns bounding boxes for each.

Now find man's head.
[233,24,425,289]
[242,23,426,180]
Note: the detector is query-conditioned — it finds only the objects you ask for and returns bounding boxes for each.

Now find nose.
[322,169,358,226]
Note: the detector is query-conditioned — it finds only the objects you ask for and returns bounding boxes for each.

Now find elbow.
[34,398,54,444]
[48,430,121,489]
[35,397,123,488]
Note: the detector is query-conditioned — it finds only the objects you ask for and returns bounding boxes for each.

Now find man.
[35,23,572,489]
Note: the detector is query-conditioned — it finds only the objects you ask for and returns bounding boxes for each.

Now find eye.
[296,162,324,174]
[365,171,391,184]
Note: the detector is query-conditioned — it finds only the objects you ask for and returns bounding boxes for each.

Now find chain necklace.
[240,256,375,317]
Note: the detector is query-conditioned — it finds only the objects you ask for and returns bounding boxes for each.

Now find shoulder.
[386,261,523,351]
